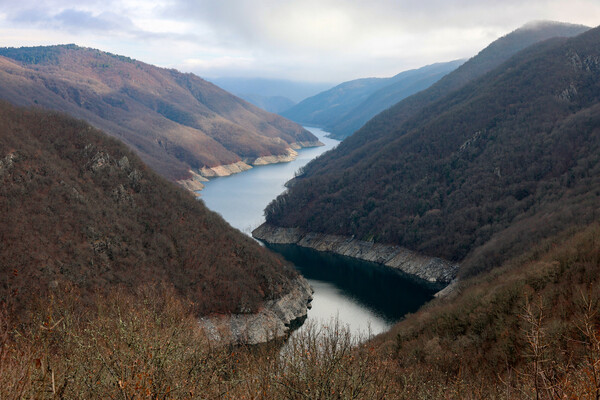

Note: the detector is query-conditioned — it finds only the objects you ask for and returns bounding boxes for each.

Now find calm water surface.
[201,127,433,337]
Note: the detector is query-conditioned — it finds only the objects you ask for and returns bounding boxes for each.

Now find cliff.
[199,276,313,345]
[252,223,458,287]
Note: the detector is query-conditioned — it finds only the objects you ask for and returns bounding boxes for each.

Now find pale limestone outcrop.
[198,276,313,345]
[289,140,324,150]
[199,161,252,178]
[252,223,458,287]
[177,170,209,193]
[179,141,324,193]
[249,148,298,166]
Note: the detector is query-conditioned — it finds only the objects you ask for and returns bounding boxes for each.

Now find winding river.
[200,127,433,337]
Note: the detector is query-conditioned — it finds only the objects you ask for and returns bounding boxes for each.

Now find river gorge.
[200,127,435,338]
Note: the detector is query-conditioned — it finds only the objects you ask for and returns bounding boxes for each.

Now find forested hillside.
[282,60,462,138]
[0,101,298,317]
[0,45,319,185]
[265,24,600,278]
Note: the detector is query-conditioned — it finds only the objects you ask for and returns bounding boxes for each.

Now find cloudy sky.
[0,0,598,83]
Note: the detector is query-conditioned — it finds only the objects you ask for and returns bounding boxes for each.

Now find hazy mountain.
[262,22,598,278]
[326,60,465,138]
[0,45,320,186]
[0,101,302,317]
[282,60,464,138]
[239,93,296,113]
[210,77,334,102]
[209,77,334,113]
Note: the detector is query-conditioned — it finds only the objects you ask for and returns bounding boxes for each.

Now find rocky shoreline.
[252,223,458,288]
[198,276,313,345]
[178,141,323,193]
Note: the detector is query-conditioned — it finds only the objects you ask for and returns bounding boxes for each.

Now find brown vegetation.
[0,101,297,318]
[2,222,600,398]
[371,221,600,399]
[0,282,394,399]
[0,45,318,181]
[266,24,600,278]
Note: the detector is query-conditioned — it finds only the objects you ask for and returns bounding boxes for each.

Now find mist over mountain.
[209,77,334,113]
[0,45,319,186]
[282,60,464,138]
[237,93,296,114]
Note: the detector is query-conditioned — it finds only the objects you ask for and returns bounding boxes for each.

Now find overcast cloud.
[0,0,598,82]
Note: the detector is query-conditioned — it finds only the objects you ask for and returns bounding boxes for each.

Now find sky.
[0,0,599,83]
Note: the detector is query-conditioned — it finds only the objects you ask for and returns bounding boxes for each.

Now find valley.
[201,127,435,336]
[1,8,600,398]
[0,45,322,191]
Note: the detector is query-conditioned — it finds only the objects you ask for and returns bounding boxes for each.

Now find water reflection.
[201,127,433,337]
[265,243,434,336]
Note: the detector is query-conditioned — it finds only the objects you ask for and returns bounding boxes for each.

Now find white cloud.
[0,0,598,82]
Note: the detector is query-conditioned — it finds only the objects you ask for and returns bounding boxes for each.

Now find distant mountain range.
[209,77,334,113]
[260,21,596,279]
[0,45,320,189]
[281,60,464,138]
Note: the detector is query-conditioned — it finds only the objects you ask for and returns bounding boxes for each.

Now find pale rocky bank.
[198,276,313,345]
[178,141,323,193]
[252,223,458,288]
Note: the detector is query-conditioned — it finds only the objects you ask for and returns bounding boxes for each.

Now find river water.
[200,127,433,337]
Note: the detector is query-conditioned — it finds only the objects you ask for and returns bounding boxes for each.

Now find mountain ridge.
[0,45,321,190]
[260,22,599,279]
[281,60,463,138]
[0,100,311,335]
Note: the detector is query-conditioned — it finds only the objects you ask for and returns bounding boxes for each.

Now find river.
[200,127,433,337]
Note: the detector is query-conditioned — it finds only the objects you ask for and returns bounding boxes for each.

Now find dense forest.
[265,23,600,278]
[2,22,600,399]
[2,210,600,398]
[0,101,299,317]
[0,45,318,182]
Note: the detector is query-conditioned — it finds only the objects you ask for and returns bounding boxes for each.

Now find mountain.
[238,93,296,114]
[0,45,321,190]
[282,60,463,138]
[375,220,600,398]
[258,22,598,279]
[209,77,334,113]
[344,21,590,148]
[209,77,334,103]
[0,101,310,321]
[327,60,466,138]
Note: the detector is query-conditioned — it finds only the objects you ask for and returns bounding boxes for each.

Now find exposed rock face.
[198,276,313,345]
[252,223,458,287]
[181,141,323,193]
[177,170,208,193]
[199,161,253,178]
[249,148,298,166]
[289,140,325,150]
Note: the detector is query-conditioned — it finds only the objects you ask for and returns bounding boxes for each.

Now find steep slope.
[259,23,600,279]
[335,21,589,151]
[0,102,310,334]
[0,45,320,189]
[282,60,462,138]
[369,221,600,398]
[327,60,465,138]
[239,93,296,114]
